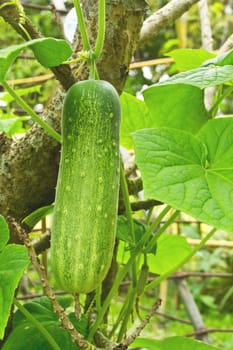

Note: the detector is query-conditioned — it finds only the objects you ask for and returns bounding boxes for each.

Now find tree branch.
[139,0,200,44]
[198,0,213,51]
[0,0,75,90]
[175,279,210,343]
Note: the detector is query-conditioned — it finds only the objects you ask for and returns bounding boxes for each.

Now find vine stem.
[94,0,106,59]
[14,298,61,350]
[145,227,217,291]
[209,85,233,117]
[144,210,180,253]
[87,205,171,341]
[117,287,136,342]
[120,162,137,286]
[1,81,61,143]
[73,0,91,52]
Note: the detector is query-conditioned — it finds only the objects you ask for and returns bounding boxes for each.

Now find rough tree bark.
[0,0,147,225]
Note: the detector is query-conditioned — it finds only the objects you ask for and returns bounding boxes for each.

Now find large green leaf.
[143,84,208,133]
[131,336,220,350]
[120,92,151,149]
[0,38,72,81]
[3,296,88,350]
[0,244,29,339]
[153,66,233,89]
[167,49,216,71]
[147,234,192,275]
[198,118,233,223]
[132,118,233,233]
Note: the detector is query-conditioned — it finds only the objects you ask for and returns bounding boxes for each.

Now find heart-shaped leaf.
[0,38,72,81]
[132,118,233,233]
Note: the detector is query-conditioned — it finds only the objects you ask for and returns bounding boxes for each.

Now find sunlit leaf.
[0,38,72,81]
[147,234,192,275]
[167,49,216,71]
[120,92,151,149]
[143,84,208,133]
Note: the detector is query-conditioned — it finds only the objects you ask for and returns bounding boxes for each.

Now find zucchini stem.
[120,162,137,287]
[144,210,180,253]
[73,0,91,52]
[117,287,136,342]
[209,85,233,117]
[94,0,106,59]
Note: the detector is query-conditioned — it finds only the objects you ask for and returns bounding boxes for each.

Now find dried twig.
[122,299,162,347]
[186,327,233,337]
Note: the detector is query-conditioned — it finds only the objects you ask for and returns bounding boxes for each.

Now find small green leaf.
[117,215,147,246]
[31,38,72,67]
[3,296,87,350]
[0,38,72,81]
[131,336,221,350]
[0,215,9,251]
[0,117,30,137]
[143,84,208,133]
[167,48,216,71]
[0,85,41,104]
[132,121,233,233]
[0,244,29,340]
[147,234,192,275]
[22,205,54,228]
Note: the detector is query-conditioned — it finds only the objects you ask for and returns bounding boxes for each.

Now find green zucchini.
[51,79,121,294]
